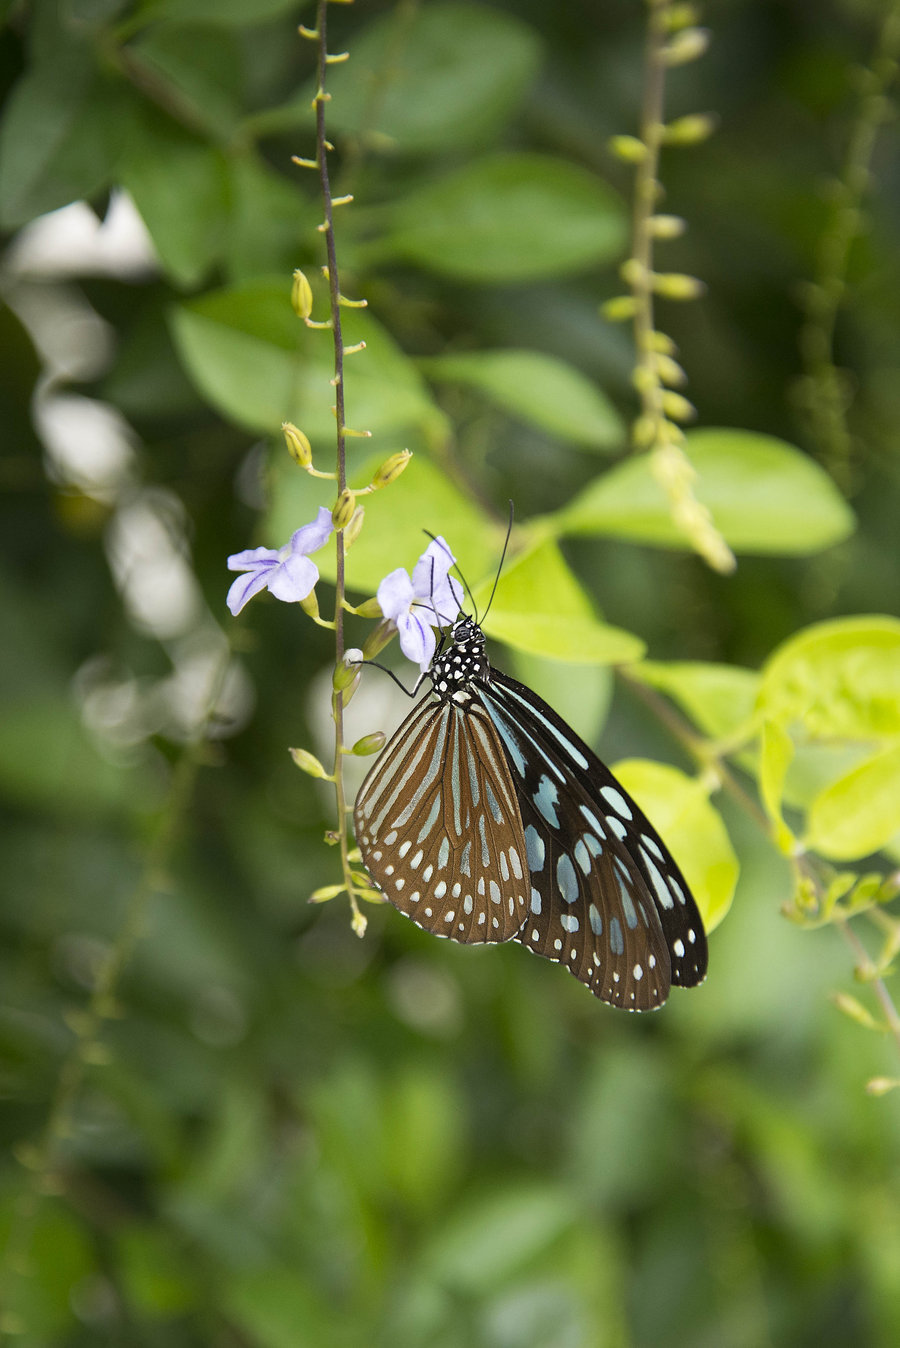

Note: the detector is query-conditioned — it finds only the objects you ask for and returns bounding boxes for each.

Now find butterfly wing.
[480,671,708,1010]
[354,693,531,943]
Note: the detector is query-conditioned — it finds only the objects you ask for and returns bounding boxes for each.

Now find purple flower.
[226,508,333,616]
[377,537,464,670]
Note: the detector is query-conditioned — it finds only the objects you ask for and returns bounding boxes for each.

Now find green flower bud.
[289,747,330,779]
[653,273,706,301]
[649,214,686,239]
[291,269,314,320]
[332,488,356,531]
[654,353,687,386]
[662,28,710,67]
[661,390,697,422]
[601,295,638,322]
[343,506,365,551]
[352,732,386,756]
[662,114,717,146]
[609,135,647,164]
[371,449,412,490]
[363,619,395,661]
[283,421,312,467]
[355,596,382,619]
[332,650,362,691]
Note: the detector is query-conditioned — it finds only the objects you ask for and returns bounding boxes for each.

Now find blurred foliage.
[3,0,900,1345]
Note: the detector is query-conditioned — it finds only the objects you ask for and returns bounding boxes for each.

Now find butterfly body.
[355,616,707,1010]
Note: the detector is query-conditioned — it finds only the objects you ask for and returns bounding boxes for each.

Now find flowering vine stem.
[0,658,229,1338]
[619,665,900,1084]
[606,0,734,575]
[798,4,900,491]
[306,0,368,935]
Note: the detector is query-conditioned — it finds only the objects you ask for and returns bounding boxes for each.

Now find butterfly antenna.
[481,501,514,624]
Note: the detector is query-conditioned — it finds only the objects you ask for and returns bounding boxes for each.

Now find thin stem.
[798,5,900,488]
[313,0,365,934]
[838,919,900,1058]
[623,2,735,574]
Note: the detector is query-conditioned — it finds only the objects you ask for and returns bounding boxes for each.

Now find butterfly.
[354,614,708,1010]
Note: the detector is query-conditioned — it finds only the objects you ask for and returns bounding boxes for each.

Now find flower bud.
[355,596,382,619]
[352,732,386,756]
[363,619,395,661]
[291,269,313,320]
[371,449,412,490]
[649,331,677,355]
[832,992,881,1030]
[649,214,686,239]
[289,747,330,779]
[332,488,356,531]
[662,114,717,146]
[653,272,706,301]
[664,3,701,30]
[282,421,312,467]
[600,295,637,322]
[333,650,362,691]
[866,1077,900,1096]
[661,390,697,422]
[654,353,687,386]
[309,883,346,903]
[608,135,647,164]
[343,505,365,551]
[662,27,710,66]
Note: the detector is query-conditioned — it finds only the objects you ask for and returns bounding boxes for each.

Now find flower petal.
[397,609,436,671]
[227,547,279,573]
[267,554,318,603]
[289,506,334,557]
[412,537,462,624]
[377,567,415,624]
[227,567,274,615]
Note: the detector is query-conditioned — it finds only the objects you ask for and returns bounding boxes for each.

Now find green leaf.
[224,155,319,282]
[171,280,445,440]
[265,452,499,598]
[612,760,738,932]
[425,1185,579,1292]
[257,2,541,150]
[804,743,900,861]
[759,720,796,853]
[556,429,855,555]
[120,109,229,288]
[125,25,243,138]
[151,0,301,22]
[758,615,900,739]
[477,538,645,664]
[629,661,761,742]
[370,153,627,282]
[421,349,624,451]
[0,49,130,228]
[224,1268,341,1348]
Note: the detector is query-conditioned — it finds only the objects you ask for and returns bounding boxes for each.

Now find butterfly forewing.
[355,694,530,943]
[482,671,707,1007]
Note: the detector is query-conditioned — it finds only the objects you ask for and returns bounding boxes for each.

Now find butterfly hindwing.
[354,694,530,943]
[481,671,707,1007]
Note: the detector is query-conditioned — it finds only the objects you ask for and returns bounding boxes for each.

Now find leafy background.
[2,0,900,1344]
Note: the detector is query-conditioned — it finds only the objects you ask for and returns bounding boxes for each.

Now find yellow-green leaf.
[476,537,644,664]
[758,615,900,740]
[629,660,760,742]
[759,720,795,853]
[804,742,900,860]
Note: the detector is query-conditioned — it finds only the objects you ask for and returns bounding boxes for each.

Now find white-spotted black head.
[428,616,490,702]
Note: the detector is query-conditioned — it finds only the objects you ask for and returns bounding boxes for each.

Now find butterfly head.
[429,616,490,702]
